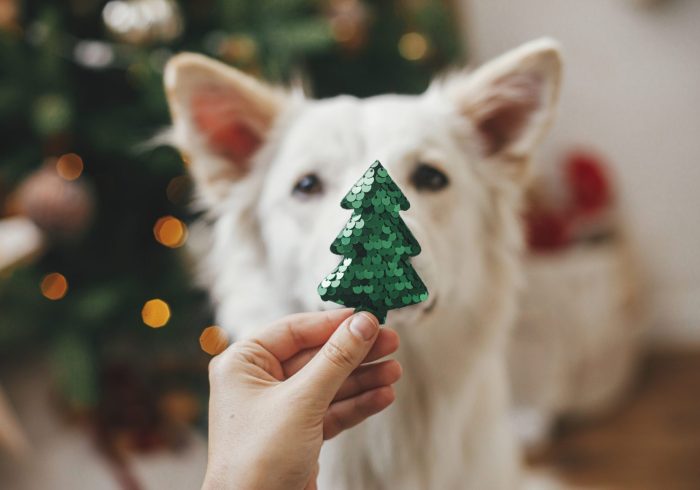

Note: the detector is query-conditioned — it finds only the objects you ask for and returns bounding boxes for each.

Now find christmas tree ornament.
[102,0,183,46]
[398,32,430,62]
[0,0,19,32]
[318,161,428,323]
[565,151,612,216]
[325,0,370,52]
[13,163,94,238]
[0,216,44,272]
[73,40,116,70]
[217,34,258,66]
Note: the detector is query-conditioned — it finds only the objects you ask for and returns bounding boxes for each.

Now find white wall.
[461,0,700,343]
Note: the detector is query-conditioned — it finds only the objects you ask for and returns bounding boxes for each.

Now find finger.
[333,360,402,402]
[282,328,399,378]
[251,309,353,362]
[323,386,396,440]
[296,312,380,405]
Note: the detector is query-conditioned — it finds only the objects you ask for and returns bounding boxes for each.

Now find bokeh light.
[153,215,187,248]
[218,35,257,64]
[41,273,68,300]
[199,326,229,355]
[159,390,200,425]
[55,153,84,181]
[398,32,429,61]
[141,299,171,328]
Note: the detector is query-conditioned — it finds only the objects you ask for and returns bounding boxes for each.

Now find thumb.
[296,312,380,406]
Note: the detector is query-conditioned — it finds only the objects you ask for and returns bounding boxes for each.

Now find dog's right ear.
[164,53,287,205]
[438,38,562,182]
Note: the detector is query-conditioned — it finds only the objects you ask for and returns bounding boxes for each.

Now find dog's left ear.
[443,38,562,179]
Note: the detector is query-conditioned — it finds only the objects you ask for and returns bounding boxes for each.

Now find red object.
[525,208,570,252]
[524,149,616,253]
[565,151,612,216]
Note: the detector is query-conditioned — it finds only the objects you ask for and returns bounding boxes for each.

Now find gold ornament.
[398,32,429,61]
[0,0,19,33]
[218,34,258,66]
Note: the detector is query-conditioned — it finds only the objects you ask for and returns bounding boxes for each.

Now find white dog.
[165,38,563,489]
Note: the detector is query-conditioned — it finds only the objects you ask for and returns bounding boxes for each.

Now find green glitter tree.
[318,161,429,323]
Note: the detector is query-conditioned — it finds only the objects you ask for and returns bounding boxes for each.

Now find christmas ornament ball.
[14,164,94,238]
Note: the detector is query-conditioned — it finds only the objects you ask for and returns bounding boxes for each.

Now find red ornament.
[524,208,570,252]
[14,163,94,238]
[565,151,612,216]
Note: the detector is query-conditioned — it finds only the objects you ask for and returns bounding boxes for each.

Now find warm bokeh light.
[56,153,84,181]
[159,390,200,425]
[218,35,257,64]
[398,32,429,61]
[331,18,357,43]
[199,326,230,355]
[153,215,187,248]
[41,273,68,300]
[141,299,171,328]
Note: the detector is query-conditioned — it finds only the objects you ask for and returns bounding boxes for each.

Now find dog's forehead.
[361,94,446,129]
[282,96,363,150]
[278,94,451,165]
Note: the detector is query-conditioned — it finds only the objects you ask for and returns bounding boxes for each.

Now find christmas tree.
[0,0,461,443]
[318,161,428,323]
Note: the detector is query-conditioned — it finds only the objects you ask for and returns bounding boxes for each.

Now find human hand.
[202,309,401,490]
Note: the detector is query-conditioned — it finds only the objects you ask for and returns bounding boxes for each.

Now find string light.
[142,298,171,328]
[56,153,84,181]
[153,215,187,248]
[398,32,429,61]
[199,326,230,355]
[41,273,68,300]
[218,35,257,64]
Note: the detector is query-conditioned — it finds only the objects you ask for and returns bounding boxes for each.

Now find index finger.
[251,309,354,362]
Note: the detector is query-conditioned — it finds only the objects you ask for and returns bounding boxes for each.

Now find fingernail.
[348,313,378,341]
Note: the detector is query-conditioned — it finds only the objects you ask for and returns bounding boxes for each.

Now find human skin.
[202,309,402,490]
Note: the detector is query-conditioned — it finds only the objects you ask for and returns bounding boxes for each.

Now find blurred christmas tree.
[0,0,463,431]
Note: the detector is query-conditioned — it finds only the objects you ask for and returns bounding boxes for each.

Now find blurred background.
[0,0,698,489]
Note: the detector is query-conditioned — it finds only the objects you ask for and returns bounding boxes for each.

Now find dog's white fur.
[165,38,562,489]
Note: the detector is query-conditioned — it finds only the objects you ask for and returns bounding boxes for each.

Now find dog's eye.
[293,173,324,197]
[411,164,449,192]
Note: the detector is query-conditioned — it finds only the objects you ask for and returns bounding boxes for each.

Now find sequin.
[317,160,429,323]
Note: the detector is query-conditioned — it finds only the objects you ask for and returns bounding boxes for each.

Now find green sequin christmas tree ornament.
[317,161,429,323]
